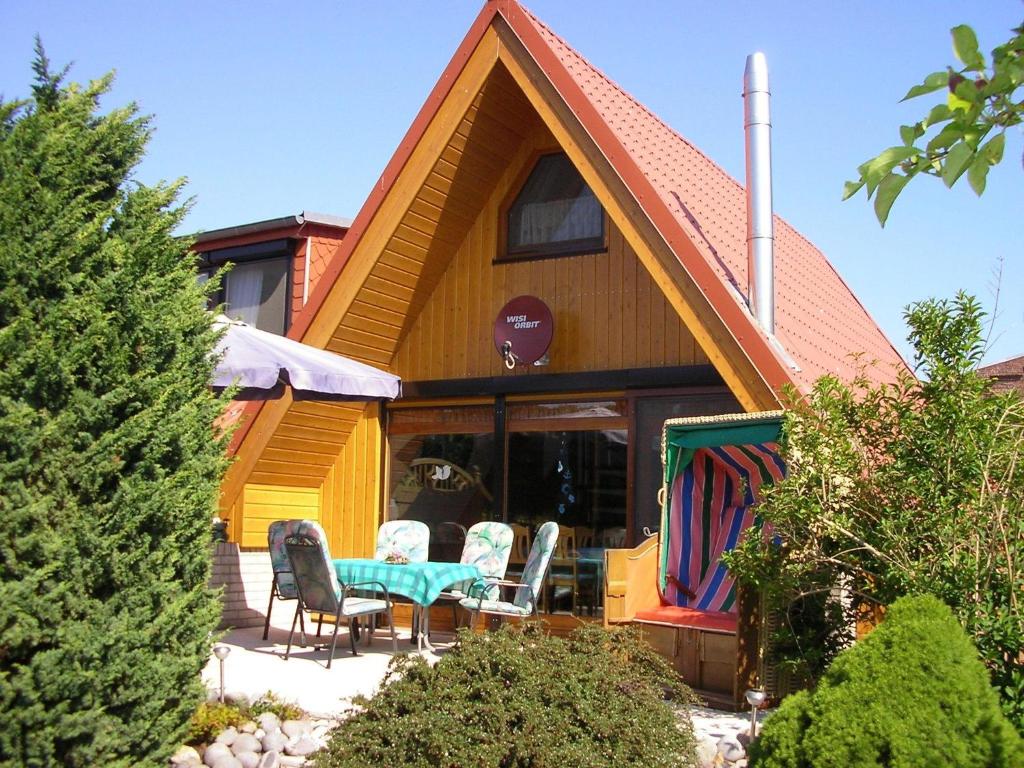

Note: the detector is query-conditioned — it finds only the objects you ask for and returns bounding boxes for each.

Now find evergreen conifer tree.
[0,43,228,766]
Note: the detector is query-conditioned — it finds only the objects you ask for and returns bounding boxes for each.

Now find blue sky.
[2,1,1022,366]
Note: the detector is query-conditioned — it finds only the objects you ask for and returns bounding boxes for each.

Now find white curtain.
[518,190,600,245]
[226,263,264,327]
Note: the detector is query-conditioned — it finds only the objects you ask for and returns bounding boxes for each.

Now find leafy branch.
[845,22,1023,225]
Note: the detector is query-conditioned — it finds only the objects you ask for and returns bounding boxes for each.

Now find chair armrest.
[342,580,392,605]
[466,578,536,611]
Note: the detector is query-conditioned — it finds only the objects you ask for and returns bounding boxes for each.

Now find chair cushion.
[458,597,531,616]
[633,605,737,634]
[340,597,389,617]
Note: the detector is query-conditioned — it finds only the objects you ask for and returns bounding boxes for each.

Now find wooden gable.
[221,22,779,549]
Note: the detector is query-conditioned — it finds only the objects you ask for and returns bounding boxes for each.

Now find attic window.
[503,152,605,260]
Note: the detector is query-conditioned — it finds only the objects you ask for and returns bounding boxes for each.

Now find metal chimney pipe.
[743,52,775,335]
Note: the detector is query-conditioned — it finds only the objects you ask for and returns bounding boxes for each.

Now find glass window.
[505,153,604,260]
[631,392,741,541]
[387,406,496,563]
[223,257,289,335]
[507,400,627,618]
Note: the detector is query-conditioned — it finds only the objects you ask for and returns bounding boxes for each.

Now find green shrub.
[185,693,306,746]
[0,46,229,765]
[749,595,1023,768]
[313,623,697,768]
[247,691,305,723]
[186,703,247,746]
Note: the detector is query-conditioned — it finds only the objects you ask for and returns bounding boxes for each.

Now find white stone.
[203,743,233,767]
[211,757,243,768]
[256,713,281,732]
[257,751,280,768]
[253,729,265,740]
[170,745,202,766]
[239,721,258,734]
[278,756,306,768]
[231,733,262,755]
[261,730,288,753]
[717,736,745,764]
[215,728,238,746]
[235,751,261,768]
[284,734,318,757]
[281,720,311,739]
[696,736,719,768]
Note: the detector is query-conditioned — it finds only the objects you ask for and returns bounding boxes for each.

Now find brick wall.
[210,542,275,630]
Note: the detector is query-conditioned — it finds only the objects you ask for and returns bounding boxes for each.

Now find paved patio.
[202,612,439,718]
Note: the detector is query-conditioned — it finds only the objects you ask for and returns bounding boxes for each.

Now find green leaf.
[951,25,984,69]
[924,104,952,128]
[901,71,949,101]
[926,124,964,153]
[941,141,974,187]
[982,132,1006,164]
[842,179,865,201]
[874,172,910,226]
[899,125,917,146]
[967,153,989,195]
[859,146,921,196]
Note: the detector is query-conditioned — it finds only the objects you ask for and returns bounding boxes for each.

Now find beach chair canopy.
[660,412,786,614]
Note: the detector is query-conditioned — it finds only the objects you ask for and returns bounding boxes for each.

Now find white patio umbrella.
[211,315,400,400]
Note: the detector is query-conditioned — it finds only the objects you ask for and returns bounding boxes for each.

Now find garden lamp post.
[744,688,766,740]
[213,644,231,704]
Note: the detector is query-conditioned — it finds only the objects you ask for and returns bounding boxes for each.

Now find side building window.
[198,239,292,335]
[503,152,604,261]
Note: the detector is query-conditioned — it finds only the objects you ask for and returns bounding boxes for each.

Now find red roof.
[290,0,905,398]
[506,2,906,390]
[978,355,1024,396]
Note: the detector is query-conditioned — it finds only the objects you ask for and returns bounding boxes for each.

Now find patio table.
[333,558,480,652]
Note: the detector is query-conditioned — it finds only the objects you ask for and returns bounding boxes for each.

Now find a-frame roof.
[226,0,908,469]
[287,0,904,399]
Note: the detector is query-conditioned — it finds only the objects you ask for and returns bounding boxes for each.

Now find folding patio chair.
[459,521,558,626]
[263,519,326,640]
[283,534,398,668]
[437,521,514,627]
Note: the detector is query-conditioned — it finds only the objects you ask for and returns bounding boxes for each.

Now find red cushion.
[633,605,737,633]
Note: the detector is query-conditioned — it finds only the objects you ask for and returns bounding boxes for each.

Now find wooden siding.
[240,483,321,548]
[322,63,541,369]
[391,211,706,380]
[321,403,382,558]
[248,400,364,488]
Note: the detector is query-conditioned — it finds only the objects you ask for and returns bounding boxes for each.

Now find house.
[212,0,905,694]
[194,210,351,335]
[978,354,1024,397]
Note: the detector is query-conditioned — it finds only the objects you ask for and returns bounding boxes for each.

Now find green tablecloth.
[333,559,481,607]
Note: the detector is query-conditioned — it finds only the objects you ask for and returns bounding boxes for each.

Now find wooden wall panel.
[321,402,382,558]
[391,193,702,381]
[240,484,321,548]
[249,400,362,487]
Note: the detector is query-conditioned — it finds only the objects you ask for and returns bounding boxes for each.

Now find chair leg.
[387,605,398,652]
[285,603,302,661]
[327,612,344,669]
[263,583,276,641]
[316,612,323,638]
[451,601,459,630]
[298,608,307,646]
[347,616,358,658]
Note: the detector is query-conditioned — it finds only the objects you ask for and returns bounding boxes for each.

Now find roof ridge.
[519,3,857,265]
[517,3,751,200]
